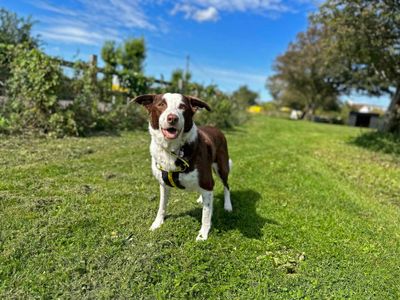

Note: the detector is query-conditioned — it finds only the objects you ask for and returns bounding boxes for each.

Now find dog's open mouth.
[162,127,180,139]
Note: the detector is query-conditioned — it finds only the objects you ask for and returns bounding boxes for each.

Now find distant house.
[347,103,384,129]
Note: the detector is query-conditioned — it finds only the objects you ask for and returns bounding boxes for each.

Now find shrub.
[4,44,77,136]
[70,60,100,135]
[194,86,248,129]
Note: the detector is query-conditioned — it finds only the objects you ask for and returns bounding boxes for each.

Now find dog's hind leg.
[150,184,170,231]
[214,157,233,212]
[196,190,213,241]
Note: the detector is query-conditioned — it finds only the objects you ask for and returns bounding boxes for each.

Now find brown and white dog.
[133,93,232,241]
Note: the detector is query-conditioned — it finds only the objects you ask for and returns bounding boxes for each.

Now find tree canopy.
[0,8,39,48]
[311,0,400,133]
[266,25,340,117]
[231,85,259,107]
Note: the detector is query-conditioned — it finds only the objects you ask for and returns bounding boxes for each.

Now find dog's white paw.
[196,227,210,241]
[149,218,164,231]
[196,232,208,241]
[196,195,203,204]
[224,203,233,212]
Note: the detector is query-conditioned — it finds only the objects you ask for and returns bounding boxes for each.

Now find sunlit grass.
[1,116,399,298]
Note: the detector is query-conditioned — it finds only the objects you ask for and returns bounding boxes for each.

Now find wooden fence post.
[89,55,97,83]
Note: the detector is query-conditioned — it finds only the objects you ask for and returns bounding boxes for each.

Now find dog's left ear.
[186,96,212,112]
[131,94,156,111]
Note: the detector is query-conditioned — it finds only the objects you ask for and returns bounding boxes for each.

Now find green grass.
[1,116,399,299]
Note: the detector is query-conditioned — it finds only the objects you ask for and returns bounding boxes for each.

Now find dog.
[133,93,232,241]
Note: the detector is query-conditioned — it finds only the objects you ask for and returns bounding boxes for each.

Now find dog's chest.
[151,160,200,191]
[150,143,201,191]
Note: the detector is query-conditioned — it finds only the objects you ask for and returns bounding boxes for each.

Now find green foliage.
[231,85,259,106]
[117,38,146,73]
[70,61,100,135]
[101,40,118,73]
[168,68,191,93]
[267,26,340,118]
[100,38,151,97]
[352,131,400,156]
[0,8,39,87]
[3,44,77,136]
[0,8,38,48]
[194,85,248,128]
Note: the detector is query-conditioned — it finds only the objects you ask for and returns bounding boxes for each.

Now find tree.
[312,0,400,134]
[101,40,118,76]
[169,68,191,93]
[267,25,340,118]
[231,85,259,106]
[0,8,39,87]
[0,8,38,47]
[100,38,149,97]
[117,37,146,73]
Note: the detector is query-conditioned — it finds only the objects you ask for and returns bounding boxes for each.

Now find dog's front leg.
[150,184,170,231]
[196,190,213,241]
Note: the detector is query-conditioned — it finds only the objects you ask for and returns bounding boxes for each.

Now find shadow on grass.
[173,189,277,239]
[351,131,400,156]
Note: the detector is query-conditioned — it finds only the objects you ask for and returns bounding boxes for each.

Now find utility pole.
[184,55,190,93]
[185,55,190,78]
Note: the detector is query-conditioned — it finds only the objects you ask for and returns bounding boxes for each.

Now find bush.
[3,44,77,136]
[193,86,248,129]
[69,61,100,135]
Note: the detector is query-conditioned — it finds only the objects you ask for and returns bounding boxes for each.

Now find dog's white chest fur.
[151,158,200,192]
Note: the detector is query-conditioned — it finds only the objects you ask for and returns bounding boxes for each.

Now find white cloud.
[172,0,291,22]
[78,0,156,30]
[171,0,319,21]
[30,0,160,45]
[39,26,105,45]
[172,4,219,22]
[27,0,78,16]
[193,6,219,22]
[192,0,290,13]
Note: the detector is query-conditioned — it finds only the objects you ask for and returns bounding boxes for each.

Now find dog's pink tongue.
[162,129,178,139]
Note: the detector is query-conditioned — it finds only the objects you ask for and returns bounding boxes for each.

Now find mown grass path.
[1,116,399,298]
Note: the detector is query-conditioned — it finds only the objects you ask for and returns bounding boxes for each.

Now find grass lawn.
[1,116,399,299]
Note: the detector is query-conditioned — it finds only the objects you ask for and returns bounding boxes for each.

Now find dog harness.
[156,148,190,189]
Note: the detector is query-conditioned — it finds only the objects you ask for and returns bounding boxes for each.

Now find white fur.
[159,93,185,134]
[212,162,233,212]
[150,185,169,230]
[196,191,213,241]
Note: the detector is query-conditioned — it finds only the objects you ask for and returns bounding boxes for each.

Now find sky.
[0,0,390,107]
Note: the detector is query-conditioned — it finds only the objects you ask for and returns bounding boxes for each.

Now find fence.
[55,54,172,87]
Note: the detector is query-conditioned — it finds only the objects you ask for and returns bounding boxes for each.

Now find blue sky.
[1,0,390,107]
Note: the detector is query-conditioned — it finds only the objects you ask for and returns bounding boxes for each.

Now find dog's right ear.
[131,94,156,111]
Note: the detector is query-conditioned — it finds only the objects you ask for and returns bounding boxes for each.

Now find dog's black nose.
[167,113,178,125]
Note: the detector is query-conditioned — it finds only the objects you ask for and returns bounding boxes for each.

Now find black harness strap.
[161,170,185,189]
[158,142,197,189]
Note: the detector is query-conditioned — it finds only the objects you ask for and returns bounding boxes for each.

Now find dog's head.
[133,93,211,140]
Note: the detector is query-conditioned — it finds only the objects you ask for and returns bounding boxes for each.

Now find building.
[347,103,384,129]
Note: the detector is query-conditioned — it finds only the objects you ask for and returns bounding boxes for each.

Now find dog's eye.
[179,104,187,110]
[158,101,166,108]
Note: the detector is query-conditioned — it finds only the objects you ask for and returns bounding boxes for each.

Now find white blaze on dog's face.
[159,93,186,140]
[133,93,211,141]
